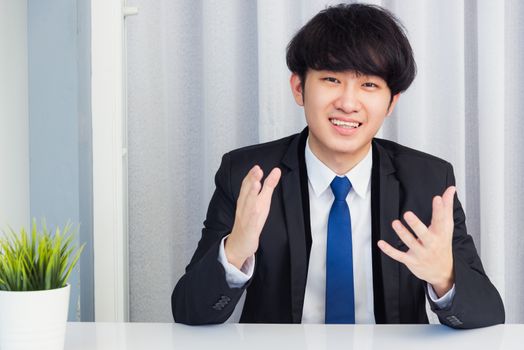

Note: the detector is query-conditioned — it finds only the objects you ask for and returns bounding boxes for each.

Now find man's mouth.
[329,118,362,129]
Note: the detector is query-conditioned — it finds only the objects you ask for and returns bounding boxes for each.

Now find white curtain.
[126,0,524,323]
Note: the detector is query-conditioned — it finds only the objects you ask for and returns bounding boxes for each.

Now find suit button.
[446,315,463,326]
[212,295,231,311]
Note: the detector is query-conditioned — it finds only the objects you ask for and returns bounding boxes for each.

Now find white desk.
[65,323,522,350]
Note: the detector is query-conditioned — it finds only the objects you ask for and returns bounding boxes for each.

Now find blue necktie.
[325,176,355,324]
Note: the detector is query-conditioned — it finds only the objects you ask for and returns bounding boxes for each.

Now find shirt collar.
[305,138,372,199]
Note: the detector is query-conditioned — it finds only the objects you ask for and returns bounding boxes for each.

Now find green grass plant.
[0,220,85,291]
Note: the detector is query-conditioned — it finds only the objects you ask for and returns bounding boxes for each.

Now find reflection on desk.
[65,322,521,350]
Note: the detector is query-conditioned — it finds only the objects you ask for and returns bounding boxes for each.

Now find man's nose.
[333,86,362,113]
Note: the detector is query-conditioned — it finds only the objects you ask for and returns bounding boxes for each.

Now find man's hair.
[286,3,416,96]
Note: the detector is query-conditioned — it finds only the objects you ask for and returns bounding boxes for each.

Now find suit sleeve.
[171,153,250,325]
[428,163,505,328]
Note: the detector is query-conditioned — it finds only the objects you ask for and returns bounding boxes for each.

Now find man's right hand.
[224,165,282,269]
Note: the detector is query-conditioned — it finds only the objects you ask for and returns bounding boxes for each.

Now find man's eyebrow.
[319,70,339,74]
[361,74,384,81]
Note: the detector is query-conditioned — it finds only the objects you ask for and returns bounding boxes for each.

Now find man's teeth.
[330,119,360,128]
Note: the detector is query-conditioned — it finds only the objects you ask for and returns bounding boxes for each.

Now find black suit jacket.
[172,128,504,328]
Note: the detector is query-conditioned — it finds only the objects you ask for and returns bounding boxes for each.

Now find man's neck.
[307,140,372,176]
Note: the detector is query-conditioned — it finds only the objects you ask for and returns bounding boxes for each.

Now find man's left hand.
[377,186,456,298]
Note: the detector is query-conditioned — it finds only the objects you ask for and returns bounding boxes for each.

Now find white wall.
[0,0,29,230]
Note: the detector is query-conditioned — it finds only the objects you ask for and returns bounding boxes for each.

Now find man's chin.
[331,141,371,156]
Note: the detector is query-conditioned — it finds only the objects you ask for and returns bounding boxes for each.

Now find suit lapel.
[372,140,401,323]
[280,129,310,323]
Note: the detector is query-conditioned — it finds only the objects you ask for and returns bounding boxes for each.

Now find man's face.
[290,69,399,170]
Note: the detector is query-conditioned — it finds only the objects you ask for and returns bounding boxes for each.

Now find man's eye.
[362,82,378,88]
[324,77,340,84]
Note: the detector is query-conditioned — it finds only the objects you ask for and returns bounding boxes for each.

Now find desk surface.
[65,322,522,350]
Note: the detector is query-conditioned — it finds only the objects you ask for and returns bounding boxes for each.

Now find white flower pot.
[0,284,70,350]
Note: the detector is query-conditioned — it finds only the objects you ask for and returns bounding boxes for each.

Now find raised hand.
[224,165,282,269]
[377,186,456,297]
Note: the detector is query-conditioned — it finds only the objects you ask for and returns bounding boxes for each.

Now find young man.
[172,4,504,327]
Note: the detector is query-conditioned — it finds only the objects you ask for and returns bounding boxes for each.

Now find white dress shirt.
[217,138,455,323]
[302,139,375,323]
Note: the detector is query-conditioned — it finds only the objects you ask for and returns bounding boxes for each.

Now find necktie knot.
[330,176,351,201]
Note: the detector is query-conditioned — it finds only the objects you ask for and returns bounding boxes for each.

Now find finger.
[430,195,446,234]
[435,186,456,232]
[391,219,422,251]
[403,211,431,243]
[442,186,456,213]
[377,240,411,265]
[243,173,263,213]
[237,165,263,210]
[259,168,282,203]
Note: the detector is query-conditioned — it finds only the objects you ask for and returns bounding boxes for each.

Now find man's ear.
[290,74,304,106]
[386,93,401,117]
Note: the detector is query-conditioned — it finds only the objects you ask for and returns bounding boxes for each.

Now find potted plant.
[0,220,84,350]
